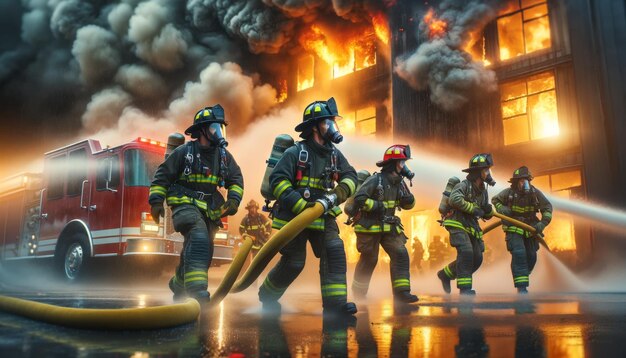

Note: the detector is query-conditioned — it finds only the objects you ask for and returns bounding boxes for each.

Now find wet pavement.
[0,287,625,357]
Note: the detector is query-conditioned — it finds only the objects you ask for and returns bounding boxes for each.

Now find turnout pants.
[441,229,484,289]
[169,205,217,294]
[506,232,539,288]
[352,232,411,296]
[258,218,348,309]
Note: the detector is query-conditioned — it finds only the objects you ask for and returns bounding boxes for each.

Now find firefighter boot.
[517,287,529,294]
[169,276,186,302]
[324,302,358,317]
[394,291,419,304]
[437,270,452,294]
[460,288,476,296]
[189,290,211,305]
[262,300,282,315]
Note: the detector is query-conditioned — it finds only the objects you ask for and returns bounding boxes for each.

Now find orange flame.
[276,79,287,102]
[372,12,390,45]
[423,8,447,39]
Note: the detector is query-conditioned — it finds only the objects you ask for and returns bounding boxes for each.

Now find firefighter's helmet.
[462,153,494,173]
[509,166,533,182]
[185,104,227,137]
[376,144,412,167]
[295,97,341,134]
[245,199,259,210]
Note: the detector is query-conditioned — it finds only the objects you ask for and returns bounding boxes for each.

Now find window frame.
[66,148,88,197]
[96,155,120,192]
[496,0,552,62]
[47,155,66,200]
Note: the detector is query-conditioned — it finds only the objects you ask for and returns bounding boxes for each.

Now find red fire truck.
[0,137,235,281]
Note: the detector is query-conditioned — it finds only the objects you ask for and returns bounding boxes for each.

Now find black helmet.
[185,104,227,138]
[295,97,341,136]
[462,153,494,173]
[509,166,533,182]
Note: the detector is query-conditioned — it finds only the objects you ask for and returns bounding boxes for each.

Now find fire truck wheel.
[57,234,90,281]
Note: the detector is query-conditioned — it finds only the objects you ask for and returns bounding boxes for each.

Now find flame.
[276,79,287,103]
[372,12,389,45]
[297,55,314,92]
[423,9,447,39]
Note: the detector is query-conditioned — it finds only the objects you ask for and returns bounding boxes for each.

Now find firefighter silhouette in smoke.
[492,166,552,293]
[258,97,358,316]
[149,105,244,303]
[428,235,447,271]
[411,236,425,274]
[239,199,271,258]
[350,144,419,304]
[437,154,495,296]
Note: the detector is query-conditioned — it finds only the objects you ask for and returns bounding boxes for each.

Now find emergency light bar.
[136,137,166,147]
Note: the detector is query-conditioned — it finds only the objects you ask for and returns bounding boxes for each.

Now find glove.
[220,199,239,218]
[151,204,164,224]
[534,222,546,235]
[399,194,414,207]
[332,184,350,205]
[471,206,485,218]
[499,205,513,216]
[482,204,493,219]
[303,201,316,211]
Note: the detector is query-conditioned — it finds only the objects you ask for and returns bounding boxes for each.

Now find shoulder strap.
[183,142,194,176]
[295,142,309,181]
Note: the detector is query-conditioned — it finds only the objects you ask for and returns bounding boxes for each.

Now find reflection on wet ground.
[0,290,625,357]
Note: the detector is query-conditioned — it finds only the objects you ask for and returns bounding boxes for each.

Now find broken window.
[501,71,559,145]
[497,0,552,61]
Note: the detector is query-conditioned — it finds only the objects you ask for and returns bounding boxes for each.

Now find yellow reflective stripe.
[297,176,325,190]
[262,277,285,294]
[504,226,526,235]
[354,224,394,233]
[228,184,243,197]
[393,279,410,288]
[184,277,207,283]
[292,198,307,214]
[149,185,167,196]
[542,211,552,218]
[329,206,342,217]
[444,265,454,278]
[383,200,398,209]
[179,174,220,184]
[340,178,356,195]
[322,291,347,297]
[514,276,529,282]
[273,180,292,199]
[322,284,347,290]
[443,220,483,238]
[364,199,375,212]
[273,217,324,231]
[512,205,536,213]
[184,271,207,278]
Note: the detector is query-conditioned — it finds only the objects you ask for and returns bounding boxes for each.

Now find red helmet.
[376,144,412,167]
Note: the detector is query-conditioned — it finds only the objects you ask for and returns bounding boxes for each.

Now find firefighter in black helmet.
[149,105,244,304]
[492,166,553,293]
[258,97,358,316]
[239,199,271,257]
[437,154,495,296]
[351,145,419,304]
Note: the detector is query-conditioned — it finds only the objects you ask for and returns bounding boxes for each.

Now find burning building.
[389,0,626,267]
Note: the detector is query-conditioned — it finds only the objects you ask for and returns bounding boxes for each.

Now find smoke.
[72,25,121,84]
[395,0,501,111]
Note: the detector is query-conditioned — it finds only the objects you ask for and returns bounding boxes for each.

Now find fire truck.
[0,137,236,281]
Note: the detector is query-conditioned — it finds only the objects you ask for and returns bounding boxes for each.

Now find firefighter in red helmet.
[351,145,419,304]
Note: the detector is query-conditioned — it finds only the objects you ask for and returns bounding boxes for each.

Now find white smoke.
[72,25,121,84]
[82,87,133,132]
[114,64,167,100]
[395,0,502,111]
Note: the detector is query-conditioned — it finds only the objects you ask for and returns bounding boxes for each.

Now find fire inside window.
[533,169,582,252]
[336,106,376,136]
[497,0,552,61]
[297,55,314,92]
[501,71,559,145]
[332,36,377,79]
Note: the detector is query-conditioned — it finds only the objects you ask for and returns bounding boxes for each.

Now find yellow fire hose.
[230,203,325,293]
[490,211,550,250]
[0,295,200,330]
[481,220,503,235]
[209,234,254,305]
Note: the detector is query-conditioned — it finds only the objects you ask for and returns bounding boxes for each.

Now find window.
[47,155,66,200]
[332,36,377,79]
[335,106,377,137]
[501,71,559,145]
[125,149,162,187]
[96,156,120,191]
[297,55,314,92]
[497,0,551,61]
[533,169,582,252]
[66,149,87,196]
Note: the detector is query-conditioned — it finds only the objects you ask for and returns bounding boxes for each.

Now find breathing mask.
[203,122,228,148]
[320,118,343,144]
[522,179,530,193]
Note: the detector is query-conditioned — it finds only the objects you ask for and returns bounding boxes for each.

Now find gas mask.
[521,179,530,193]
[399,164,415,180]
[319,118,343,144]
[202,122,228,148]
[483,169,496,187]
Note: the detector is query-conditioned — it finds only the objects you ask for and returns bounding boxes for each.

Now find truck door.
[88,155,123,255]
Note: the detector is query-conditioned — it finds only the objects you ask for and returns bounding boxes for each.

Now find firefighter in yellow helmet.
[239,199,271,257]
[149,105,244,304]
[492,166,553,293]
[351,144,419,304]
[437,153,495,296]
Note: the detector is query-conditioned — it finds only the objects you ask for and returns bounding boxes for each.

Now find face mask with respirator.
[320,118,343,144]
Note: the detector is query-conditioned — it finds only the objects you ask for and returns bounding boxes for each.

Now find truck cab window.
[96,156,120,191]
[47,155,66,199]
[124,149,161,187]
[67,149,88,196]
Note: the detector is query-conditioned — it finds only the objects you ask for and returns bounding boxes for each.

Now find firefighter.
[492,166,552,293]
[428,236,446,271]
[411,237,425,274]
[351,144,419,304]
[149,105,244,304]
[258,97,358,316]
[437,154,495,295]
[239,199,271,257]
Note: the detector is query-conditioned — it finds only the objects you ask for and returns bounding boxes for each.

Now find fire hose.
[486,211,551,250]
[0,201,326,329]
